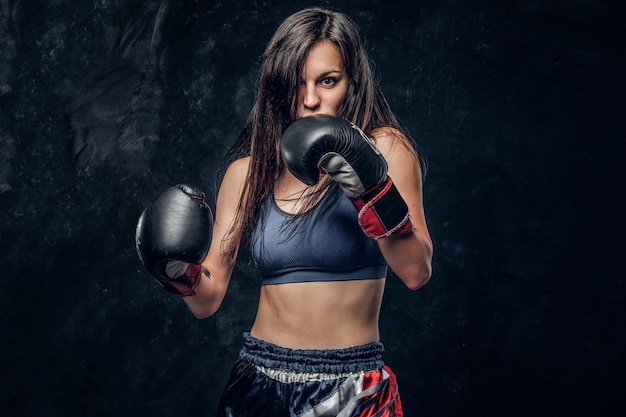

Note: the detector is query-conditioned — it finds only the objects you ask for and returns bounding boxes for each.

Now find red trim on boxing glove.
[351,176,413,240]
[155,264,204,297]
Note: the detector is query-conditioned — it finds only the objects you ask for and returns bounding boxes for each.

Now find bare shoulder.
[370,126,407,142]
[216,156,251,209]
[221,157,251,188]
[370,126,418,164]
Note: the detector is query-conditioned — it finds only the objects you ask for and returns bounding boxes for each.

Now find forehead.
[302,41,344,75]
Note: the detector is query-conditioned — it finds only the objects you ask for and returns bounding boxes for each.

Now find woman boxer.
[136,6,432,416]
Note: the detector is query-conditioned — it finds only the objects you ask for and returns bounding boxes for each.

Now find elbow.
[404,268,431,290]
[183,275,227,319]
[185,298,221,319]
[189,305,219,319]
[394,232,433,290]
[401,258,432,291]
[190,309,214,320]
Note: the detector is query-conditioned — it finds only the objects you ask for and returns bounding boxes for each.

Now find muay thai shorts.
[217,333,403,417]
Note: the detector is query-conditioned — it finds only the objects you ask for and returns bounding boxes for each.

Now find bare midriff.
[249,277,386,350]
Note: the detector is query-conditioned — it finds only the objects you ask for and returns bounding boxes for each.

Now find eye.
[320,77,337,87]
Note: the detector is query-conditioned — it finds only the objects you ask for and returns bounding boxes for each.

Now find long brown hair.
[217,7,406,260]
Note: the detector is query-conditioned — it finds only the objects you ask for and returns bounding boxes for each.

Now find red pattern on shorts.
[351,366,403,417]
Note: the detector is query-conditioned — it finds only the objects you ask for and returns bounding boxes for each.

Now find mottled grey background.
[1,0,624,416]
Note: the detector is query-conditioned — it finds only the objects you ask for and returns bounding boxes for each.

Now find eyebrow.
[300,70,344,81]
[317,70,343,78]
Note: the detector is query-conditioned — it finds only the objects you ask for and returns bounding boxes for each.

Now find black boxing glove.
[280,114,412,239]
[135,184,213,297]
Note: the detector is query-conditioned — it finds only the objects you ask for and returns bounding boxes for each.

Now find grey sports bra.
[251,185,388,285]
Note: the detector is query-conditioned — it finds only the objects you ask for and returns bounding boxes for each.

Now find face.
[296,41,348,119]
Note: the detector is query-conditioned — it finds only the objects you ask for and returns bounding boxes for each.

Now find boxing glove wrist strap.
[351,176,413,240]
[156,264,207,297]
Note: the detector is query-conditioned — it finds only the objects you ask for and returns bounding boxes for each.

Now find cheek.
[328,86,348,112]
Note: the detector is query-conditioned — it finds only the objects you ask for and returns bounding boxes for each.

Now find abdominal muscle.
[249,277,386,350]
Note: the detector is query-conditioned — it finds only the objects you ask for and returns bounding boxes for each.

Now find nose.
[302,84,320,110]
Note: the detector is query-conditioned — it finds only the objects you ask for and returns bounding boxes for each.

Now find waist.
[239,332,385,374]
[251,279,385,349]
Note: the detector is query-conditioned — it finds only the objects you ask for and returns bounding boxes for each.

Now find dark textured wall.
[1,1,624,416]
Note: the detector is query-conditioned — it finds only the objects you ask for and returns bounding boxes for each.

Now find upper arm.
[205,157,250,277]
